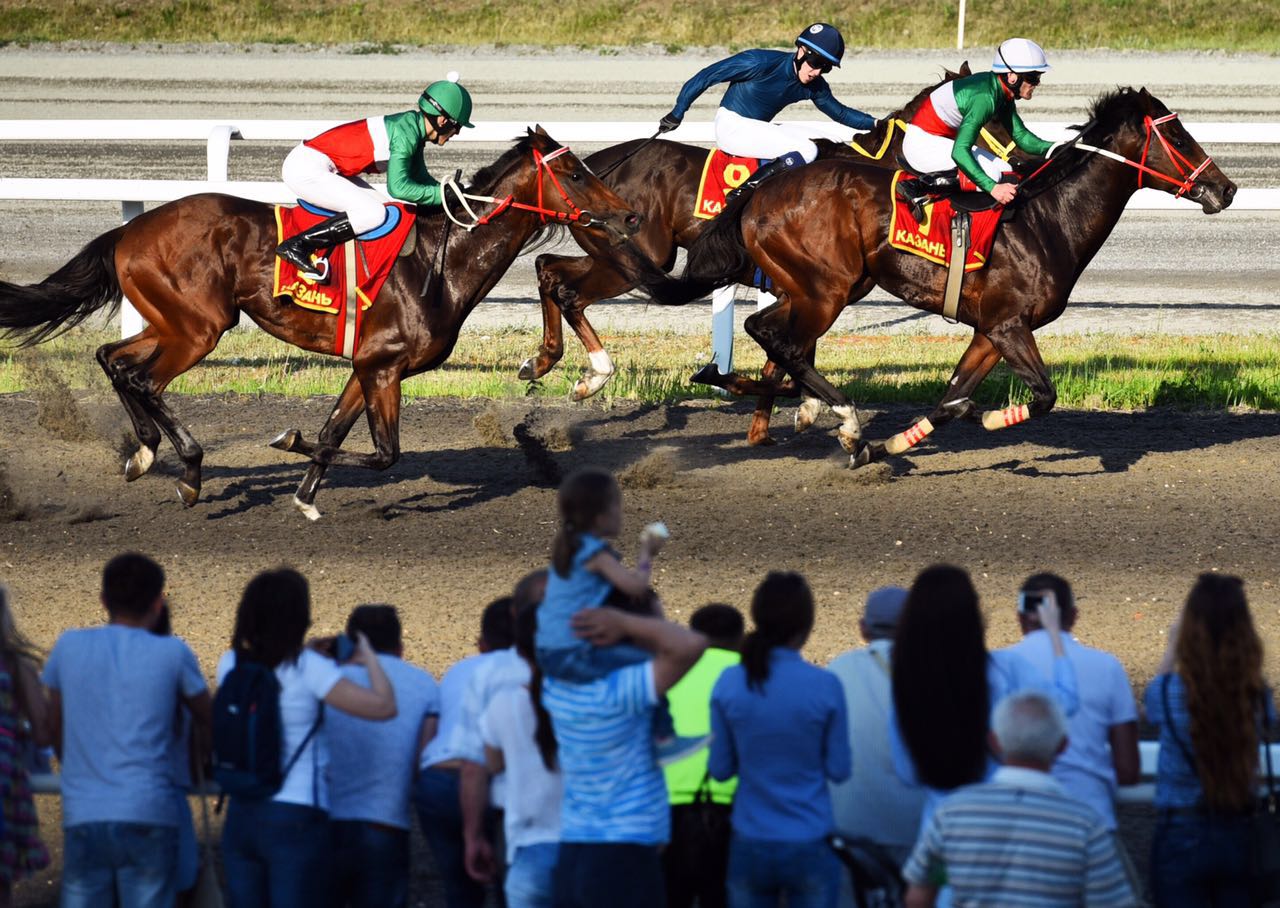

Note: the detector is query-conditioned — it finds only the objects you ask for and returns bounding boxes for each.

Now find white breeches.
[714,108,819,163]
[902,124,1010,182]
[281,143,388,233]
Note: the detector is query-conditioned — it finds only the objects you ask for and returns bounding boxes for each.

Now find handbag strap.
[1162,674,1199,775]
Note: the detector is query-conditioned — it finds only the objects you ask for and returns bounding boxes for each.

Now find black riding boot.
[726,151,804,201]
[898,172,961,221]
[275,214,358,276]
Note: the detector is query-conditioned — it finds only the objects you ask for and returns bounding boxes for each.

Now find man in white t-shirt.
[43,553,210,908]
[326,605,441,908]
[1000,573,1140,831]
[827,585,927,893]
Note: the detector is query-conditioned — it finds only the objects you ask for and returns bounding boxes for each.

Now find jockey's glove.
[658,113,682,134]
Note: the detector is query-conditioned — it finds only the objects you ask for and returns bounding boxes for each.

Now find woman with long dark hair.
[217,568,396,908]
[708,571,850,907]
[889,565,1077,828]
[1145,573,1273,907]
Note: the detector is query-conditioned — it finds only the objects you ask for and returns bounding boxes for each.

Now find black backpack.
[212,654,321,800]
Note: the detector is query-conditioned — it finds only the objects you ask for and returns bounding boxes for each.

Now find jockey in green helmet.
[277,75,475,277]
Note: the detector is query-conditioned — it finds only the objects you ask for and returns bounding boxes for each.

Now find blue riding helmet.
[795,23,845,68]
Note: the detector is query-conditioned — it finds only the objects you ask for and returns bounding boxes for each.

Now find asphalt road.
[1,44,1277,336]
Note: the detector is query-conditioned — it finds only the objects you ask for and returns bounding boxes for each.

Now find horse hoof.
[838,429,862,455]
[293,495,322,522]
[794,399,822,433]
[571,370,612,401]
[747,433,776,447]
[517,358,539,382]
[124,446,154,482]
[269,428,301,452]
[175,481,200,508]
[690,364,723,386]
[851,445,875,469]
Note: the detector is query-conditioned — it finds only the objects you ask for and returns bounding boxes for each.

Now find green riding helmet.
[419,79,475,129]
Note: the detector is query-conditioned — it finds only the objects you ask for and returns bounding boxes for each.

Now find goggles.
[799,50,833,74]
[1021,70,1043,86]
[422,94,462,132]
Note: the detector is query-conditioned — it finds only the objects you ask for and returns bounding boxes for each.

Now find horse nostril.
[625,213,642,231]
[1224,184,1237,204]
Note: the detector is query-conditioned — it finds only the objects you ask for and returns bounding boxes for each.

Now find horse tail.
[633,193,754,307]
[0,226,126,347]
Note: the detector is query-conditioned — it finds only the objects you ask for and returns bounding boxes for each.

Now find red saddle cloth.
[888,171,1002,270]
[271,203,415,356]
[694,149,762,220]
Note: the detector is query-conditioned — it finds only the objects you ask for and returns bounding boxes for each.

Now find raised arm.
[571,608,706,695]
[671,51,772,120]
[811,82,876,132]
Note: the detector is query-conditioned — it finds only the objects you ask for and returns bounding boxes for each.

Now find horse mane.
[1086,86,1151,128]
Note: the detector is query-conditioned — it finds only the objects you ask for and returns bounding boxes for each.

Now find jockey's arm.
[1006,106,1054,158]
[385,110,444,206]
[811,83,876,131]
[951,96,1002,192]
[671,50,769,119]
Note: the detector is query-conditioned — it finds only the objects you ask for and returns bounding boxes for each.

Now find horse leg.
[95,333,163,480]
[275,374,367,516]
[854,332,1003,467]
[793,346,823,433]
[977,322,1056,429]
[746,361,785,446]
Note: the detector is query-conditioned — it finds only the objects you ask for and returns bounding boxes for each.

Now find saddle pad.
[888,171,1001,270]
[272,202,416,355]
[694,149,762,220]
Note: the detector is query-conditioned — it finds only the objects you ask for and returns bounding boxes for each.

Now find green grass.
[4,328,1280,411]
[0,0,1277,51]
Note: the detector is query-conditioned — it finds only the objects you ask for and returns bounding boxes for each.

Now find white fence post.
[957,0,967,50]
[120,201,145,338]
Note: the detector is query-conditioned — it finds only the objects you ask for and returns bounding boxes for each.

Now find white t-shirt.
[450,647,532,809]
[1002,631,1138,829]
[478,684,562,862]
[216,648,342,809]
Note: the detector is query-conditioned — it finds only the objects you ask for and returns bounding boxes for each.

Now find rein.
[439,146,590,232]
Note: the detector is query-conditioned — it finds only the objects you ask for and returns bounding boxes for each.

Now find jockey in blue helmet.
[660,24,879,193]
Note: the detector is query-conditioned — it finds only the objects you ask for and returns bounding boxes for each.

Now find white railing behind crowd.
[2,118,1278,337]
[26,741,1280,804]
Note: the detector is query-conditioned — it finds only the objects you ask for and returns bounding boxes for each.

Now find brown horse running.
[0,129,641,518]
[526,63,1022,401]
[636,88,1236,463]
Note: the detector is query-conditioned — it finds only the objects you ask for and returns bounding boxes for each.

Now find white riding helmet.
[992,38,1051,73]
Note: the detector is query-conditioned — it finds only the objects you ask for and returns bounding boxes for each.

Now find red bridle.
[1136,113,1214,198]
[474,145,592,226]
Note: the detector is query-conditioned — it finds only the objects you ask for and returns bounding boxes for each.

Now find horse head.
[1086,87,1237,213]
[522,126,643,244]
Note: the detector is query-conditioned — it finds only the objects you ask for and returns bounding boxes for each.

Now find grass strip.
[3,328,1279,412]
[1,0,1278,52]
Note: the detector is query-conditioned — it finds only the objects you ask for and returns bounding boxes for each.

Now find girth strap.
[942,212,971,323]
[341,238,359,359]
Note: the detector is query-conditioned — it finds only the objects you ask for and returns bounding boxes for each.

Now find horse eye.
[571,170,583,182]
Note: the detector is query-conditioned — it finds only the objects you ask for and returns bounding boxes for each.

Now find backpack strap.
[280,704,324,805]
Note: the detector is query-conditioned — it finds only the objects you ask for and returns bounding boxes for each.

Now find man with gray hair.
[903,691,1135,907]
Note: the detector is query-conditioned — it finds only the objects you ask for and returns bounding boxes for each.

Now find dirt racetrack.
[2,381,1280,906]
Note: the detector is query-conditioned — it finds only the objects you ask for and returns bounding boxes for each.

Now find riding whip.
[596,130,663,179]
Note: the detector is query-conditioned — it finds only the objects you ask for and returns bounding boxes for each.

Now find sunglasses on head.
[800,51,832,74]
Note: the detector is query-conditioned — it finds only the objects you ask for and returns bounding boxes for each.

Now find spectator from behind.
[890,565,1078,834]
[827,586,926,876]
[545,598,706,908]
[415,597,514,908]
[326,604,440,908]
[478,600,563,908]
[664,603,745,908]
[710,571,851,907]
[217,568,395,908]
[1145,573,1274,907]
[0,585,50,908]
[43,553,210,908]
[903,691,1135,907]
[1001,574,1140,833]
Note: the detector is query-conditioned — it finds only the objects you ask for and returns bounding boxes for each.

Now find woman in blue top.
[1144,573,1273,908]
[889,565,1078,835]
[659,23,878,193]
[709,571,851,908]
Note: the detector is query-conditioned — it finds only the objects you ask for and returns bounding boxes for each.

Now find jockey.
[659,24,878,193]
[276,76,475,276]
[900,38,1055,211]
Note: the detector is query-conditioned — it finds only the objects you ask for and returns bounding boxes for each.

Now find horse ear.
[959,60,971,75]
[534,124,549,137]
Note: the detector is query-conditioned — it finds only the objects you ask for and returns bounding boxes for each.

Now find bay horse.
[635,88,1236,463]
[527,63,1022,400]
[0,128,642,518]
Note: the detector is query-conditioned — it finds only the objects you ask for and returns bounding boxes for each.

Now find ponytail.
[743,571,814,693]
[514,599,558,771]
[551,525,580,578]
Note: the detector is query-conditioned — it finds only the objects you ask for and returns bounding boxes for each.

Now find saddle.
[895,156,1021,218]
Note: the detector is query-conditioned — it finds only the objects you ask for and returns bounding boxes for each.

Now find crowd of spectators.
[0,469,1276,908]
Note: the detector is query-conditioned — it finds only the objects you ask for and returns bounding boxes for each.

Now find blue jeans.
[413,767,486,908]
[553,842,665,908]
[505,842,559,908]
[332,820,410,908]
[61,821,177,908]
[221,798,332,908]
[727,835,840,908]
[1150,810,1251,908]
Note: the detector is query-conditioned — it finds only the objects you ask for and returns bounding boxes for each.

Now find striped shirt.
[543,661,669,845]
[903,767,1134,907]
